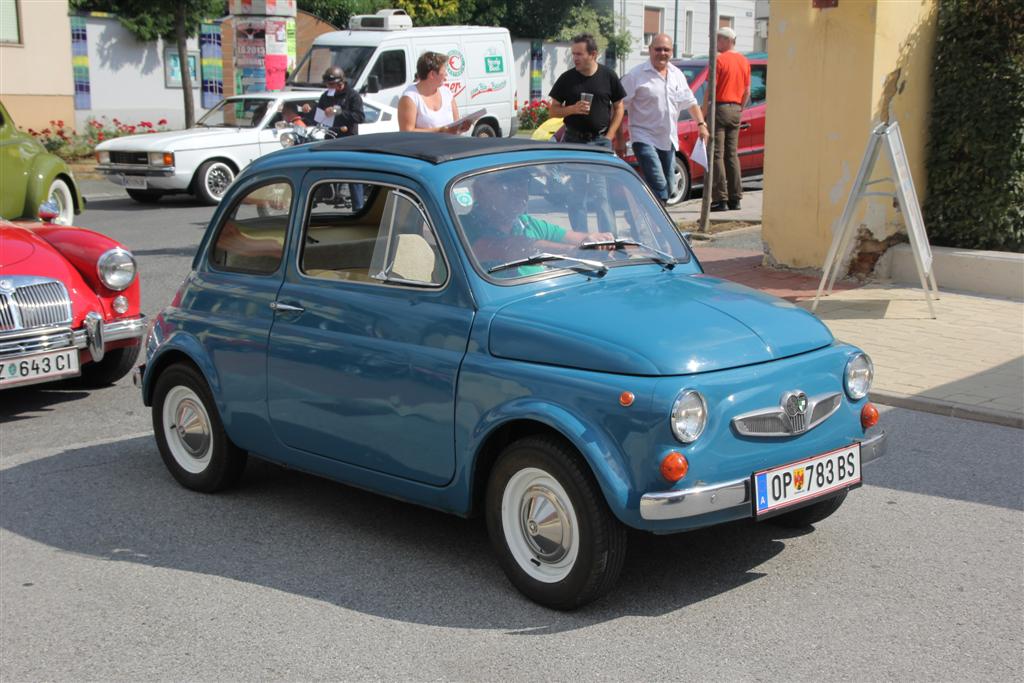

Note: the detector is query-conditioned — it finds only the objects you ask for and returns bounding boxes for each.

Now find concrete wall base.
[875,243,1024,300]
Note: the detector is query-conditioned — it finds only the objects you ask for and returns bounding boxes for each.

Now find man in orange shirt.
[703,27,751,211]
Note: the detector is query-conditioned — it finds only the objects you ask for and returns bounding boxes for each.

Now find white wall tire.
[152,364,247,492]
[194,160,235,205]
[486,436,627,610]
[48,178,75,225]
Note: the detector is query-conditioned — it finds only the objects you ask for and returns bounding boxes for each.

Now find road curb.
[870,389,1023,430]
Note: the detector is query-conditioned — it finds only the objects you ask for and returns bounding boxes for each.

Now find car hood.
[488,272,834,376]
[0,224,95,303]
[96,127,255,152]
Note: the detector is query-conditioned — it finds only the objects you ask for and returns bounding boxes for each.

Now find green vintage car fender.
[24,153,84,218]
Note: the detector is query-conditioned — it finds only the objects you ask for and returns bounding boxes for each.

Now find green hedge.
[924,0,1024,253]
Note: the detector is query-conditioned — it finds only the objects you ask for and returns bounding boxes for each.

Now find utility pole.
[698,0,718,232]
[673,0,679,58]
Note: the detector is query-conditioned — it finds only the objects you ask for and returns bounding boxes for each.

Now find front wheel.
[665,155,690,205]
[194,160,235,205]
[770,490,849,528]
[78,345,140,387]
[47,178,75,225]
[486,436,627,610]
[152,363,247,492]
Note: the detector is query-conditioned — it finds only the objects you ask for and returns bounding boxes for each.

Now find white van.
[289,9,518,138]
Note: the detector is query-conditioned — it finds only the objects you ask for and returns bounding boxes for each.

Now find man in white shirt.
[617,34,709,203]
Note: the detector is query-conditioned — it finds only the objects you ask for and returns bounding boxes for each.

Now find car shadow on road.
[84,196,216,213]
[0,436,807,632]
[0,385,92,422]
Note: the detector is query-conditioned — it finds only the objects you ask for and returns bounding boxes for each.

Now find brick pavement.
[694,245,1024,429]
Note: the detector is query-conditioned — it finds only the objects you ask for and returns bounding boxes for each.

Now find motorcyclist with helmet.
[303,65,364,138]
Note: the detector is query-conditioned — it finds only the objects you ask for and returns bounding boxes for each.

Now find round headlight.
[279,132,298,147]
[671,389,708,443]
[97,248,137,291]
[844,352,874,400]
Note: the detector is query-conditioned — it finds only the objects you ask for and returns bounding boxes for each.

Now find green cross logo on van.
[485,56,504,73]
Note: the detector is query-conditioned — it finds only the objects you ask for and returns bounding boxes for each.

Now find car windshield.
[289,45,375,87]
[451,163,692,281]
[196,98,273,128]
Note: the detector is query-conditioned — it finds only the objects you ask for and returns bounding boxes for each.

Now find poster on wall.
[264,18,288,90]
[235,20,267,93]
[229,0,297,16]
[165,49,200,88]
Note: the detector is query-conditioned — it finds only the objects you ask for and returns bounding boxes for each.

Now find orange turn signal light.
[660,451,689,483]
[861,402,879,429]
[619,391,635,407]
[163,152,175,166]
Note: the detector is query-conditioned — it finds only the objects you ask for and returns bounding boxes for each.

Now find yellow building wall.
[762,0,937,270]
[0,0,75,131]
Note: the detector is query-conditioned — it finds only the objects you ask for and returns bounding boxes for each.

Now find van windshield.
[289,45,374,88]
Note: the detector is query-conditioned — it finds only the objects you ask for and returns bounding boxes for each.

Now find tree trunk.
[176,3,195,128]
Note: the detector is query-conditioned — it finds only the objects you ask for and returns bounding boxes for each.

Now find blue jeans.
[563,133,615,233]
[632,141,675,202]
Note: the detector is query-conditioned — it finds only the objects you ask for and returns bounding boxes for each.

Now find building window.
[643,7,663,52]
[719,15,735,29]
[0,0,21,44]
[684,10,693,56]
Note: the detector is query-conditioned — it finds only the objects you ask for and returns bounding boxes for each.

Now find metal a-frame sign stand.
[812,121,939,318]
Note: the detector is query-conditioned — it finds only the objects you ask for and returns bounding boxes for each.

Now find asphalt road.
[1,196,1022,680]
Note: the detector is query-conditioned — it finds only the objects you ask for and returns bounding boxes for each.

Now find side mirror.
[365,75,380,94]
[38,201,60,222]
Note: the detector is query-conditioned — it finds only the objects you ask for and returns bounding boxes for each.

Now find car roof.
[313,132,614,165]
[672,51,768,67]
[312,26,507,47]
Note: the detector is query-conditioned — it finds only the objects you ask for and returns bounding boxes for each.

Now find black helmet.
[323,66,345,83]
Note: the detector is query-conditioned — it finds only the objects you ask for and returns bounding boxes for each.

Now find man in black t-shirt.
[548,34,624,233]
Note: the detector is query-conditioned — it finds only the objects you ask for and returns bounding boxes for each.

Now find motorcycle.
[275,121,359,210]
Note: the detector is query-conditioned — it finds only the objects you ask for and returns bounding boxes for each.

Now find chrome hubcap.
[520,485,572,563]
[173,398,210,458]
[206,165,233,198]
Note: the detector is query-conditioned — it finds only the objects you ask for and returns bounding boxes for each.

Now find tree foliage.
[924,0,1024,252]
[71,0,224,41]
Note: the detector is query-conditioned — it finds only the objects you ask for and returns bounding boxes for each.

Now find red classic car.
[0,206,146,389]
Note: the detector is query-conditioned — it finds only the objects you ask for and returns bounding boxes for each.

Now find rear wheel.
[770,490,848,527]
[473,122,498,138]
[194,160,235,205]
[485,436,626,610]
[127,189,163,203]
[152,363,247,492]
[79,345,140,387]
[665,156,690,205]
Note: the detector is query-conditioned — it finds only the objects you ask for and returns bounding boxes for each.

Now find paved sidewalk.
[667,187,763,225]
[694,245,1024,429]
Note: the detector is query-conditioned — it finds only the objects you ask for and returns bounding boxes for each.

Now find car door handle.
[269,301,304,313]
[740,123,751,130]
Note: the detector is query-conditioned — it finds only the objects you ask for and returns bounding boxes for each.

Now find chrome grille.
[0,277,73,333]
[0,296,14,331]
[732,391,843,437]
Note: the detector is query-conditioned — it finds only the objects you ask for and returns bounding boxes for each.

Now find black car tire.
[473,122,498,138]
[152,363,247,493]
[126,189,163,203]
[770,490,849,528]
[665,155,690,206]
[78,345,140,387]
[194,160,235,205]
[485,436,627,610]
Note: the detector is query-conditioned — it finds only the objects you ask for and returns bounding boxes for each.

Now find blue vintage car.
[138,133,886,610]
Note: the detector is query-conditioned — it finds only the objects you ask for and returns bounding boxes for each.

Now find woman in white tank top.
[398,51,472,134]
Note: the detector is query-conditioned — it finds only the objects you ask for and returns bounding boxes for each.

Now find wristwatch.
[698,121,708,127]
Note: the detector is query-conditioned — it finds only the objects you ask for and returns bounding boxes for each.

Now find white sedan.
[94,91,398,205]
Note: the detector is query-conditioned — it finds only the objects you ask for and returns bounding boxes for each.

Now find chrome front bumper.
[639,431,888,521]
[96,163,176,177]
[0,315,147,362]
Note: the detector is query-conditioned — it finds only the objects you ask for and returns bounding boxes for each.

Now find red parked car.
[0,205,145,389]
[625,53,767,204]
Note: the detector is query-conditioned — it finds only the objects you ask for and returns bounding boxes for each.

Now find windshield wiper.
[579,238,677,268]
[487,252,608,275]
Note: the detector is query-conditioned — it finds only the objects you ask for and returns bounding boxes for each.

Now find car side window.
[363,103,381,124]
[368,50,406,89]
[267,100,316,127]
[750,66,767,106]
[209,181,292,274]
[679,82,707,120]
[300,181,446,287]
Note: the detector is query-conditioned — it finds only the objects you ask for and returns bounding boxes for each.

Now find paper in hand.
[691,138,708,170]
[443,108,486,133]
[313,108,329,124]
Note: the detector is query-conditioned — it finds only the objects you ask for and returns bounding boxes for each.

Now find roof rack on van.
[314,133,614,164]
[349,9,413,30]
